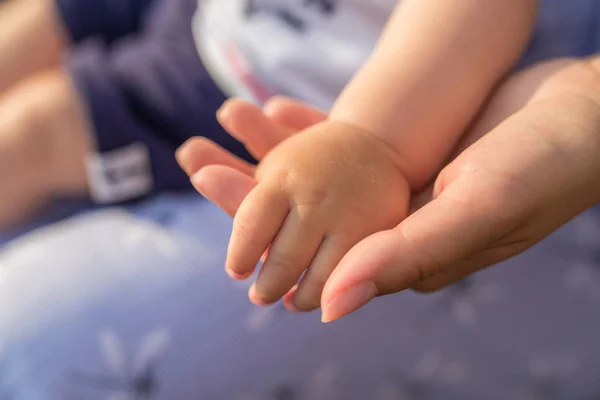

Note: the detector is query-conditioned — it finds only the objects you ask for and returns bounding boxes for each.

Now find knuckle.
[387,229,442,291]
[297,187,330,208]
[265,251,301,278]
[271,169,331,207]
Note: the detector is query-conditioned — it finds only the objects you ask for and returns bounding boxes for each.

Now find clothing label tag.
[85,143,154,204]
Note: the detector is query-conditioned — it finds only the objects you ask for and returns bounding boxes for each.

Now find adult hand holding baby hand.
[178,58,600,323]
[217,118,411,313]
[178,98,418,317]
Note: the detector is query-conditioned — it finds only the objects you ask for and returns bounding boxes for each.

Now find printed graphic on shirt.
[244,0,338,32]
[194,0,398,109]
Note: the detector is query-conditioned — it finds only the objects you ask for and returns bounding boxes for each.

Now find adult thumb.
[321,185,504,323]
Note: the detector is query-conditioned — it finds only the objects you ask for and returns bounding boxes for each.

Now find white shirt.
[193,0,398,110]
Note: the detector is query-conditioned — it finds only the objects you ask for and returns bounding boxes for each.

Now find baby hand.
[227,120,410,311]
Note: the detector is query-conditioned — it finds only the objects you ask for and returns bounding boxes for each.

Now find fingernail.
[190,170,207,188]
[321,282,377,323]
[175,146,189,171]
[175,146,184,162]
[226,268,251,280]
[249,283,270,307]
[283,286,301,313]
[216,104,230,121]
[284,297,301,313]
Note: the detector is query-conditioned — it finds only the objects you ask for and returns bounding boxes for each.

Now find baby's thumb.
[321,192,498,323]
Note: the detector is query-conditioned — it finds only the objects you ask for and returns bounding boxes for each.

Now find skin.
[180,0,538,312]
[0,0,68,93]
[0,0,93,229]
[0,70,92,229]
[0,0,536,234]
[178,56,600,322]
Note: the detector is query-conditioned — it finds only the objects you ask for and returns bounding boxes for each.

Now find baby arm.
[330,0,538,188]
[225,0,538,312]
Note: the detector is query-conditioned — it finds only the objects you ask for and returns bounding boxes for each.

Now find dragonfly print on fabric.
[555,216,600,301]
[416,278,503,328]
[72,328,171,400]
[508,355,582,400]
[232,364,339,400]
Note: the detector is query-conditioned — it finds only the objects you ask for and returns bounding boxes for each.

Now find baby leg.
[0,69,93,229]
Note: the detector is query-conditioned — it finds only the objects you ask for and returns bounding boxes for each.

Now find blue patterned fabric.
[1,194,600,399]
[1,0,600,398]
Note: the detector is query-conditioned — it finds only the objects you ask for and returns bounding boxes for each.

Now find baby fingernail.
[216,104,230,121]
[249,283,270,307]
[284,298,301,313]
[283,286,301,313]
[321,282,377,323]
[175,146,185,162]
[226,268,250,280]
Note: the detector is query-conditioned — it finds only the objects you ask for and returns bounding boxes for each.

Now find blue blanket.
[1,193,600,399]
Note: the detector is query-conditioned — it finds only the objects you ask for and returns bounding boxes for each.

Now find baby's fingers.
[176,137,255,177]
[290,236,354,312]
[252,207,325,305]
[227,182,289,280]
[263,96,328,131]
[218,99,290,159]
[191,165,257,218]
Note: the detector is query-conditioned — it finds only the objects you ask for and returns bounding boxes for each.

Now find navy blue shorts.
[59,0,254,203]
